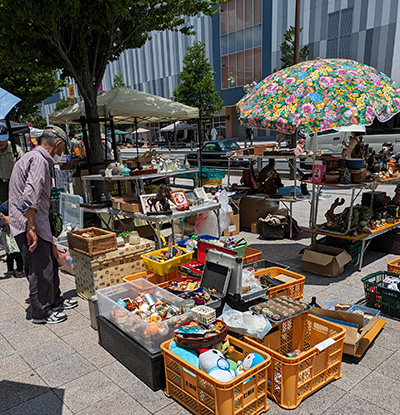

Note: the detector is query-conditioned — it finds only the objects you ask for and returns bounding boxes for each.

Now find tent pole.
[174,120,177,150]
[135,117,139,157]
[5,117,18,160]
[109,115,118,162]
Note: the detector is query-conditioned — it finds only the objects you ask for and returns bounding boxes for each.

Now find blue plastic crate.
[347,304,381,326]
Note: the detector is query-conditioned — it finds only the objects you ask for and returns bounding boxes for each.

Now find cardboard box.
[112,196,141,213]
[224,212,240,236]
[310,307,386,357]
[239,197,288,229]
[302,244,352,277]
[251,220,263,234]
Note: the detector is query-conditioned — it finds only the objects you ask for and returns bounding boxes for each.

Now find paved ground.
[1,182,400,414]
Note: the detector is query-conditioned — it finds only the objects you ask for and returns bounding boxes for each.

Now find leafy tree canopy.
[280,26,310,69]
[173,41,223,134]
[112,73,126,89]
[23,113,47,129]
[0,68,65,121]
[54,97,76,112]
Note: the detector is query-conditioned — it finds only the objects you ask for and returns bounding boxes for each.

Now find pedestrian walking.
[210,127,218,141]
[9,125,78,324]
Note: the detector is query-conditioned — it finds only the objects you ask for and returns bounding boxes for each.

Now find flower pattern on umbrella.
[237,58,400,134]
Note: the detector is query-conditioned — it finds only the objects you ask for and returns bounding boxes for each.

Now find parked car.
[186,139,248,167]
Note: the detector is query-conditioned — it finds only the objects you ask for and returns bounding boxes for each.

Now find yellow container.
[141,247,193,275]
[245,313,345,409]
[201,178,222,185]
[161,335,271,415]
[387,257,400,274]
[255,267,306,300]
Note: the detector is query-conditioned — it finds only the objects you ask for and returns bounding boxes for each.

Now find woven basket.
[174,320,227,349]
[68,227,117,256]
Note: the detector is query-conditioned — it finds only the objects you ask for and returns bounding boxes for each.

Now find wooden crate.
[67,227,117,256]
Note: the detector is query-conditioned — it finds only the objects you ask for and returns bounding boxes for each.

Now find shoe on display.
[53,298,78,311]
[32,311,67,324]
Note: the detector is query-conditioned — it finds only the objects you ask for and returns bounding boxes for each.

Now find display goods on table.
[68,227,117,256]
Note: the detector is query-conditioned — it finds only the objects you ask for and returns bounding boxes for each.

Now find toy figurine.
[147,185,172,214]
[199,349,235,382]
[235,353,264,377]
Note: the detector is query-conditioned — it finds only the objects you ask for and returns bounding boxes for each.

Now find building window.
[327,7,353,58]
[220,0,262,89]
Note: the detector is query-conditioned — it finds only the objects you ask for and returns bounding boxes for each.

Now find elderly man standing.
[9,125,78,324]
[0,123,24,203]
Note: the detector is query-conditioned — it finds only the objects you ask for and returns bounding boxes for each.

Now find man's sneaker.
[14,270,25,278]
[5,270,14,278]
[53,299,78,311]
[32,311,67,324]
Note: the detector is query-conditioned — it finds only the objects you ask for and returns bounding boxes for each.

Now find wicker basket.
[68,227,117,256]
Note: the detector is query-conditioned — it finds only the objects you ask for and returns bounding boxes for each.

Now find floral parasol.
[237,58,400,134]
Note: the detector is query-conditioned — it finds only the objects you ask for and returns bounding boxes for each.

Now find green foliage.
[55,97,75,112]
[112,73,126,89]
[0,68,65,121]
[23,113,47,129]
[173,41,223,124]
[279,26,310,69]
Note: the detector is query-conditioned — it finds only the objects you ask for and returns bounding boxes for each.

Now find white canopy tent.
[48,87,199,124]
[160,121,197,132]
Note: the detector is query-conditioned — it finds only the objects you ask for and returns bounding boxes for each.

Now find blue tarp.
[0,87,21,119]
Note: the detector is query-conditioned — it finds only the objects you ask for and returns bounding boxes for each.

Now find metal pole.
[80,116,92,173]
[135,117,139,157]
[109,116,118,162]
[294,0,301,65]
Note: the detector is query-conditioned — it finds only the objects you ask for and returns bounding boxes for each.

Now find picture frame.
[170,190,190,208]
[139,193,159,214]
[193,187,208,201]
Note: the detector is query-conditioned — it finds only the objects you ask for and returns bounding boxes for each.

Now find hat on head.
[44,125,70,154]
[0,124,9,142]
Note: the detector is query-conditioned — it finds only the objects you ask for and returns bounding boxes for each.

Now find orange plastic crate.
[387,257,400,274]
[255,267,305,300]
[245,313,345,409]
[161,335,271,415]
[122,270,179,285]
[243,247,262,265]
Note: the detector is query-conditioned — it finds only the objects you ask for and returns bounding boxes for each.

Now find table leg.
[358,239,366,271]
[171,219,176,245]
[215,209,221,237]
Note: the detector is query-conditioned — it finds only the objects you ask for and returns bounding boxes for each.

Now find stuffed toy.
[199,349,235,382]
[169,341,199,368]
[236,353,264,377]
[213,337,238,372]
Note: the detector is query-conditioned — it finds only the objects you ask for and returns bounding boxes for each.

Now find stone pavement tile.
[3,390,73,415]
[101,360,141,389]
[266,399,312,414]
[35,352,96,388]
[1,279,30,305]
[61,326,99,352]
[334,361,371,391]
[375,350,400,381]
[7,325,57,352]
[0,370,49,412]
[20,338,75,369]
[322,392,395,415]
[356,344,395,370]
[0,338,16,358]
[47,310,90,337]
[78,344,116,368]
[0,303,26,323]
[76,302,91,320]
[293,383,346,415]
[154,401,193,415]
[314,283,365,304]
[381,316,400,331]
[351,372,400,414]
[53,370,121,413]
[0,314,32,337]
[0,353,32,379]
[124,380,173,414]
[76,389,151,415]
[0,288,20,308]
[371,327,400,351]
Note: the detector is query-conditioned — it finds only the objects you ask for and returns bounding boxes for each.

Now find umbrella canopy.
[106,129,129,135]
[160,121,197,132]
[237,58,400,134]
[29,127,44,137]
[49,87,199,124]
[131,128,149,134]
[0,88,21,119]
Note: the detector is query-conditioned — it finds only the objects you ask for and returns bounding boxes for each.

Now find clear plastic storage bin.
[59,192,83,230]
[97,278,191,353]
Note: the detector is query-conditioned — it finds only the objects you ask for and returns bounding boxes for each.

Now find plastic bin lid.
[59,192,83,230]
[201,260,232,299]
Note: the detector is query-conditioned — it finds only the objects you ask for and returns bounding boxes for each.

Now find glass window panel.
[221,35,228,56]
[221,55,228,89]
[326,38,337,58]
[253,24,262,47]
[237,51,245,86]
[237,0,244,30]
[237,29,245,51]
[228,53,237,87]
[228,32,236,54]
[245,27,252,49]
[245,0,252,28]
[254,47,262,83]
[327,11,339,39]
[340,8,353,36]
[339,34,352,58]
[228,0,236,33]
[254,0,262,25]
[245,49,253,85]
[220,2,227,35]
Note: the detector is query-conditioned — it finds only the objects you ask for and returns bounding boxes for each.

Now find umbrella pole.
[310,131,318,242]
[135,117,139,158]
[109,116,118,163]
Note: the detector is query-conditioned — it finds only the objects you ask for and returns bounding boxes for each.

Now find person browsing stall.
[8,125,78,324]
